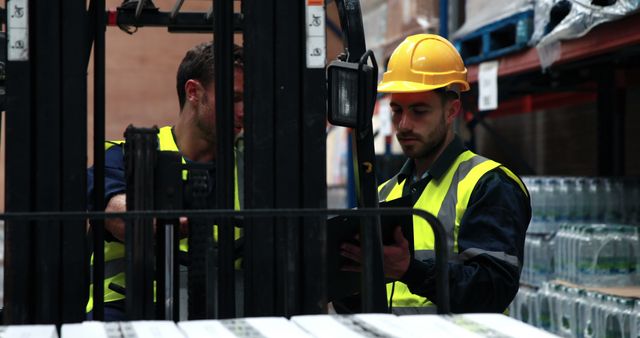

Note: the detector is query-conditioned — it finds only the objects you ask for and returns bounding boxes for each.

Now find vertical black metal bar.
[301,2,329,314]
[156,213,167,320]
[243,0,277,317]
[85,0,96,70]
[187,195,216,319]
[333,0,366,63]
[34,0,62,324]
[92,0,106,322]
[214,0,236,319]
[61,0,89,323]
[124,127,158,320]
[4,0,34,323]
[355,54,387,313]
[597,69,625,176]
[154,151,183,320]
[173,215,181,320]
[353,133,387,313]
[334,0,387,313]
[274,0,302,316]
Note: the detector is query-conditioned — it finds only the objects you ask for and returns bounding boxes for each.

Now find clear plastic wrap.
[534,0,640,69]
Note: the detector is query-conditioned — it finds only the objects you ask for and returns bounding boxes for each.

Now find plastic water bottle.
[592,178,607,223]
[579,291,599,338]
[610,179,625,223]
[529,178,544,233]
[615,225,639,286]
[523,236,532,285]
[577,225,598,285]
[555,285,579,338]
[543,234,555,283]
[569,224,581,283]
[595,293,609,337]
[594,225,617,285]
[531,236,541,285]
[575,178,588,222]
[564,178,577,222]
[536,284,556,333]
[632,299,640,338]
[557,178,570,222]
[602,179,617,223]
[603,296,634,338]
[555,224,566,281]
[544,178,559,224]
[513,286,537,326]
[623,178,640,225]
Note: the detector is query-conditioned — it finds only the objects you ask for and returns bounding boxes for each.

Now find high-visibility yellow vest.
[377,150,527,308]
[87,126,241,313]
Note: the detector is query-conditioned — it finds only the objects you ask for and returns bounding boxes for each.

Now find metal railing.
[0,207,450,319]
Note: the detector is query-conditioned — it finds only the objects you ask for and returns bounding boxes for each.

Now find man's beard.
[398,118,447,160]
[196,119,216,145]
[196,95,217,145]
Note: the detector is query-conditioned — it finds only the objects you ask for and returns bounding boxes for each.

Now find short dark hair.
[176,41,243,110]
[433,87,460,107]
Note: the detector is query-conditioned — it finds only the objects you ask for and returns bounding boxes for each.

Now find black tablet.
[326,194,414,303]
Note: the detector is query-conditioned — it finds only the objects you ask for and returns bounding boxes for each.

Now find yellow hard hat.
[378,34,470,94]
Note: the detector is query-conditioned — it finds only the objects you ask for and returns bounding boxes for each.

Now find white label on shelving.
[7,0,29,61]
[478,60,499,111]
[306,5,325,37]
[306,36,326,68]
[305,3,325,69]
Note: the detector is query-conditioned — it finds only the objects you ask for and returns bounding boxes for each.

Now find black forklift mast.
[1,0,449,324]
[333,0,388,313]
[123,126,158,320]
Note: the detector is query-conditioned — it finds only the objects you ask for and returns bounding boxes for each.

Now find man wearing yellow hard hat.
[341,34,531,313]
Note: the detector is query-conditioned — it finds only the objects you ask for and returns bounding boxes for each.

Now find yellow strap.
[105,140,124,151]
[385,180,405,200]
[413,150,475,251]
[158,125,189,180]
[455,159,501,228]
[157,126,179,151]
[499,167,529,197]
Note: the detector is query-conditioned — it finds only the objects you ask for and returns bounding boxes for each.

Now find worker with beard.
[340,34,531,314]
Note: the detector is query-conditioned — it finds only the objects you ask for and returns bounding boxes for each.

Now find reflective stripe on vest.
[378,150,527,308]
[87,126,242,313]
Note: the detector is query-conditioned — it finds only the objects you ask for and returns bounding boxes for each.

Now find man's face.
[390,91,453,160]
[232,67,244,135]
[197,67,244,141]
